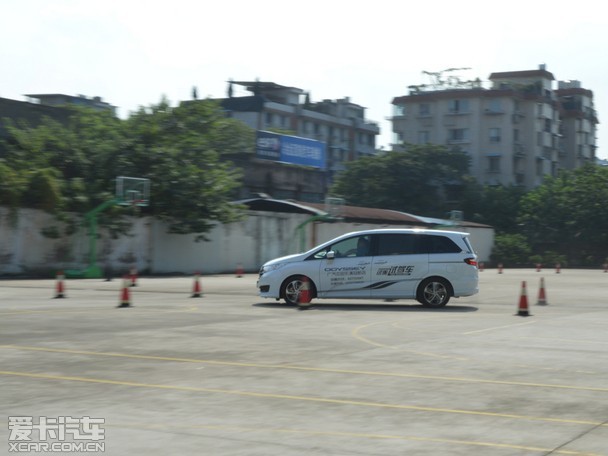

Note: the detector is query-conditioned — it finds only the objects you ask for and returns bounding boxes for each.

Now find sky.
[2,0,607,159]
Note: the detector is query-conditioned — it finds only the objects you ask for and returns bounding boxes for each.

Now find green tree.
[0,162,23,207]
[518,165,608,266]
[490,233,531,267]
[120,99,254,238]
[460,180,525,233]
[330,145,470,216]
[21,168,63,212]
[1,99,255,239]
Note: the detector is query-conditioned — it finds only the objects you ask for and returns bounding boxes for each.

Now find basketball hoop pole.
[294,213,341,252]
[66,176,150,279]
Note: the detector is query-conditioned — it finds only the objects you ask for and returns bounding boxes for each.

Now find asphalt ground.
[1,268,607,455]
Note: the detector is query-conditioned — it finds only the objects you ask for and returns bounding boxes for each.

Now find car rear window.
[425,235,462,254]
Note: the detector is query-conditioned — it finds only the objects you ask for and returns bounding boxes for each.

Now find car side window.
[327,235,372,258]
[377,234,423,255]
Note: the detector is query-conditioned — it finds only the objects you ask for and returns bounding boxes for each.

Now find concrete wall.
[0,207,494,276]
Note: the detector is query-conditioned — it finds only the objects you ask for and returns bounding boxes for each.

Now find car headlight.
[260,263,286,275]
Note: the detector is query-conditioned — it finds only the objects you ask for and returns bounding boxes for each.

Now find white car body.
[257,228,479,308]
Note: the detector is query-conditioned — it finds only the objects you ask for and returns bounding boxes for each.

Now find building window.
[447,128,469,142]
[488,156,500,173]
[419,103,430,116]
[489,128,501,143]
[265,112,273,125]
[418,131,430,144]
[448,99,469,113]
[487,99,502,113]
[394,105,406,116]
[544,118,551,133]
[303,121,311,134]
[513,129,520,142]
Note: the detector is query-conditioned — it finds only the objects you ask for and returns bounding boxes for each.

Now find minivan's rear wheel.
[281,276,314,306]
[417,278,451,308]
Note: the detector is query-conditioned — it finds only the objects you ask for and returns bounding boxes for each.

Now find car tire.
[281,275,314,306]
[417,277,451,308]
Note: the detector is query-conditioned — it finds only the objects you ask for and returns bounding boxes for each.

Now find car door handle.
[374,261,388,265]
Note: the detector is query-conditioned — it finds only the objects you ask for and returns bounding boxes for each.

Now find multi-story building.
[191,80,380,202]
[555,80,598,169]
[24,94,116,114]
[391,65,598,189]
[220,80,380,175]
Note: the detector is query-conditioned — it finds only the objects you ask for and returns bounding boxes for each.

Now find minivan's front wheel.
[417,278,451,308]
[281,275,315,306]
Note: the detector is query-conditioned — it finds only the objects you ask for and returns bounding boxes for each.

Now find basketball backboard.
[325,197,345,220]
[116,176,150,207]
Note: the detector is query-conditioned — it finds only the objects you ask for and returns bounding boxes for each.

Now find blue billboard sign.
[256,131,326,169]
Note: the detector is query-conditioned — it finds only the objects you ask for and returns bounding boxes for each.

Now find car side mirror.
[326,250,335,260]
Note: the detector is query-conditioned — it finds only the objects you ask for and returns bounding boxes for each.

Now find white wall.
[0,207,494,276]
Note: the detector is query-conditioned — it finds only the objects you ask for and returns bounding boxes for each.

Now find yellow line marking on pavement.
[351,321,467,360]
[110,422,602,455]
[1,370,607,429]
[463,320,538,335]
[1,345,607,393]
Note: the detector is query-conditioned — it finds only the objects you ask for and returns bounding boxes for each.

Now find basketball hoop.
[116,176,150,208]
[325,197,345,221]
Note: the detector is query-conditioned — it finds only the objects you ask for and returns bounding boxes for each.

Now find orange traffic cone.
[191,272,203,298]
[516,281,531,316]
[129,266,138,287]
[536,263,542,272]
[555,263,561,274]
[54,271,66,299]
[498,263,503,274]
[536,277,548,306]
[297,277,312,310]
[479,262,485,272]
[117,275,132,308]
[236,263,244,278]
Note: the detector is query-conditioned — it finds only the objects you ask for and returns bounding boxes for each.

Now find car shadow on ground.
[253,302,478,312]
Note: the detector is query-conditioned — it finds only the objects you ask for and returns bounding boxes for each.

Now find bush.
[490,233,531,267]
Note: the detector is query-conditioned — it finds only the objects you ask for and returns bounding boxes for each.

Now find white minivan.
[257,229,479,308]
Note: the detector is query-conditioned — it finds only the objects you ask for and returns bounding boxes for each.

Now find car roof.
[339,228,470,237]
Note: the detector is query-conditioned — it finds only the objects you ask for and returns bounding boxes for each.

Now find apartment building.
[391,66,598,189]
[555,80,598,169]
[220,81,380,175]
